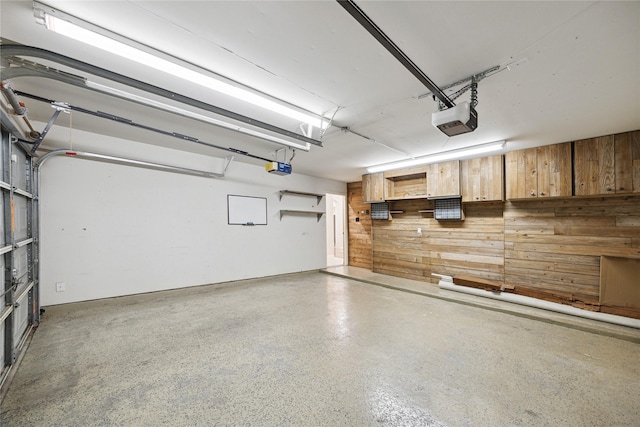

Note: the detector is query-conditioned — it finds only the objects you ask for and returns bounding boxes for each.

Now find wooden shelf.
[280,190,324,203]
[385,194,428,201]
[384,170,427,200]
[279,209,324,221]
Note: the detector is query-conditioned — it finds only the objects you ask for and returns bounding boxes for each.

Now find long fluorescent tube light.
[86,81,311,151]
[367,140,506,173]
[34,4,328,130]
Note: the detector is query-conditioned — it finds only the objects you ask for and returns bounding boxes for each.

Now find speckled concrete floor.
[1,271,639,426]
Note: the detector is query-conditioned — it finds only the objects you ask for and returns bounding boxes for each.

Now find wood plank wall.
[428,202,505,283]
[347,189,640,302]
[505,196,640,300]
[370,199,504,283]
[373,199,431,281]
[347,182,372,269]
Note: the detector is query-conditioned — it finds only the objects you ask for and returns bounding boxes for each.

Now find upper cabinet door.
[506,142,571,199]
[537,142,572,198]
[614,130,640,194]
[361,173,386,202]
[574,136,615,196]
[505,147,538,199]
[427,160,460,198]
[461,155,504,202]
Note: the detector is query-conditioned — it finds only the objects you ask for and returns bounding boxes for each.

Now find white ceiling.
[1,0,639,182]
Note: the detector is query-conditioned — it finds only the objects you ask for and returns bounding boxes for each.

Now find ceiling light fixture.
[33,2,329,131]
[86,81,311,152]
[366,141,506,173]
[2,45,319,150]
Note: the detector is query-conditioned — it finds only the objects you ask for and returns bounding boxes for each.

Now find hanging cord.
[288,149,296,164]
[68,110,73,151]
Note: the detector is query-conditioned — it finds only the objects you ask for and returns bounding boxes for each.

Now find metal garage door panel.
[13,245,29,287]
[11,147,29,193]
[12,290,29,344]
[0,326,4,369]
[0,132,37,388]
[0,144,3,179]
[0,253,4,371]
[0,256,4,302]
[13,195,29,241]
[0,195,4,246]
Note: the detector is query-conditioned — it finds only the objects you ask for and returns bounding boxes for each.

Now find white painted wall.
[37,126,345,305]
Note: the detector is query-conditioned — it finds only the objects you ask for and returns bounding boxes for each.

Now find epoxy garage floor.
[1,271,639,426]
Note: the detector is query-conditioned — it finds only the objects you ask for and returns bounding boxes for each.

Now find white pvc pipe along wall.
[437,280,640,330]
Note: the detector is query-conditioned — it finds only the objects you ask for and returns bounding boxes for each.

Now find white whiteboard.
[227,195,267,225]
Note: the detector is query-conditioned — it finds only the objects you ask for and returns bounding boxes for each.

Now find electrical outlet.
[56,282,65,292]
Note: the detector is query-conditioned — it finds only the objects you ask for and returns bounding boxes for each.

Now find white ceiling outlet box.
[432,102,478,136]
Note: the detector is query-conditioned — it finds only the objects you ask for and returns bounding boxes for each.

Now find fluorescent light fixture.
[33,3,328,130]
[367,140,506,173]
[86,81,311,151]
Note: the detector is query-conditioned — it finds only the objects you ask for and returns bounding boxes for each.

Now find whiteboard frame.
[227,194,268,225]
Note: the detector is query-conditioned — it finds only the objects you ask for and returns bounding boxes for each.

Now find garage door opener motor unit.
[432,101,478,137]
[266,147,294,176]
[265,161,292,175]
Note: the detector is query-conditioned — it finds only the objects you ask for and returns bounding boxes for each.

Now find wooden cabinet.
[427,160,460,198]
[615,130,640,194]
[536,142,572,198]
[383,166,427,200]
[506,147,537,199]
[461,155,504,202]
[362,173,386,202]
[574,135,615,196]
[506,142,572,199]
[574,130,640,196]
